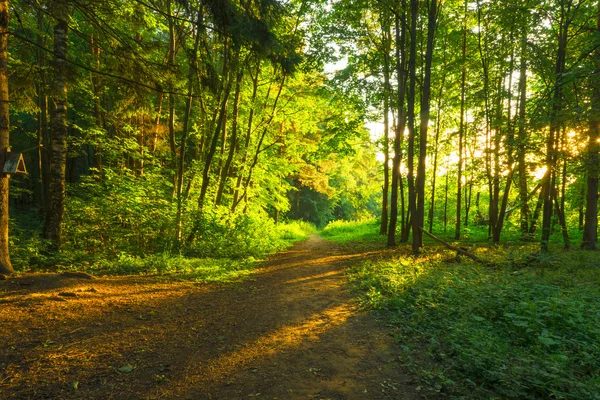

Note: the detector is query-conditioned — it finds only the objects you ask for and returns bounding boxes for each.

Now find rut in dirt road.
[0,235,423,400]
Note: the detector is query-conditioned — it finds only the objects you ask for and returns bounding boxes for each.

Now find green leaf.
[538,336,560,346]
[118,364,135,373]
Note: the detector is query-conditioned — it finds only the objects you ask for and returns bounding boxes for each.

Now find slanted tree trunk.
[232,60,260,212]
[216,69,243,206]
[0,0,13,274]
[582,1,600,249]
[43,0,69,251]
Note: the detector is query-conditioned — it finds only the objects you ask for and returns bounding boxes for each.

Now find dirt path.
[0,235,421,399]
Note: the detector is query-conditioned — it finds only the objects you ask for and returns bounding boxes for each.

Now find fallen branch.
[420,227,487,264]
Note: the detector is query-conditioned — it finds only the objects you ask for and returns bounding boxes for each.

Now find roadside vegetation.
[11,207,314,283]
[323,219,600,399]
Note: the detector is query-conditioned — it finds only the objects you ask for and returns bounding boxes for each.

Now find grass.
[330,219,600,399]
[14,219,315,284]
[320,219,382,244]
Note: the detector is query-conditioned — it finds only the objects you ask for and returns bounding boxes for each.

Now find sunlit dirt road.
[0,235,421,399]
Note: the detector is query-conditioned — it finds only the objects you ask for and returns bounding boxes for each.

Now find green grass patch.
[14,218,314,284]
[320,219,382,244]
[349,247,600,399]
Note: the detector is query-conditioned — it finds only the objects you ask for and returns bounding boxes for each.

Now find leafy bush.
[349,251,600,399]
[64,169,175,256]
[185,207,314,259]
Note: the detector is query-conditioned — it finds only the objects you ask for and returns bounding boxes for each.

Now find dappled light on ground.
[0,235,420,399]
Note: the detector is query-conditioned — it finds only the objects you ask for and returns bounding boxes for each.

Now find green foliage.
[320,218,381,243]
[349,249,600,399]
[186,207,314,259]
[65,168,175,256]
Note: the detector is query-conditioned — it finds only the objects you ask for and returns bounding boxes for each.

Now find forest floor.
[0,235,424,400]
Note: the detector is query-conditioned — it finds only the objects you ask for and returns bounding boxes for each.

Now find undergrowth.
[320,219,381,244]
[349,249,600,399]
[10,204,314,282]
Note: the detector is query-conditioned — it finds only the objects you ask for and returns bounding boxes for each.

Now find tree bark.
[43,0,69,251]
[387,7,406,246]
[0,0,13,274]
[582,1,600,249]
[542,3,569,252]
[216,70,243,206]
[456,0,467,240]
[175,14,202,244]
[379,18,391,236]
[405,0,418,249]
[413,0,438,254]
[517,23,530,239]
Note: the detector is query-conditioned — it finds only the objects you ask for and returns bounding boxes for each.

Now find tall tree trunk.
[0,0,13,274]
[414,0,438,253]
[542,4,569,252]
[216,70,243,206]
[167,0,177,199]
[37,8,49,215]
[175,15,201,244]
[443,158,449,232]
[90,32,103,171]
[517,23,530,239]
[233,72,286,212]
[198,42,235,211]
[456,0,467,240]
[582,1,600,249]
[428,48,446,233]
[388,6,406,246]
[232,60,260,212]
[380,19,391,236]
[405,0,418,249]
[43,0,69,251]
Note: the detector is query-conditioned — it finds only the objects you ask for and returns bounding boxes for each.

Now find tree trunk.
[37,8,49,215]
[232,60,260,212]
[428,49,446,233]
[175,14,202,244]
[542,5,568,252]
[582,1,600,249]
[380,18,391,236]
[216,70,243,206]
[167,0,177,199]
[414,0,438,253]
[456,0,467,240]
[387,7,406,246]
[0,0,13,274]
[43,0,69,251]
[405,0,418,248]
[517,23,530,239]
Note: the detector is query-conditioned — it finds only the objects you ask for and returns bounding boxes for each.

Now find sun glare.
[533,165,547,180]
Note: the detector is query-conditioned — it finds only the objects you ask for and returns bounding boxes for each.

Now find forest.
[0,0,599,399]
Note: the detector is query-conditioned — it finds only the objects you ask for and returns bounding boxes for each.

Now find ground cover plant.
[330,220,600,399]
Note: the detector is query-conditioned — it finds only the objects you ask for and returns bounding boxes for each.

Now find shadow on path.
[0,235,421,400]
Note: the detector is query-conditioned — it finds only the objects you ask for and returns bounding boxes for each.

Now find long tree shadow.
[0,235,420,400]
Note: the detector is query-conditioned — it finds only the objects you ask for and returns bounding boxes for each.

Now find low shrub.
[349,250,600,399]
